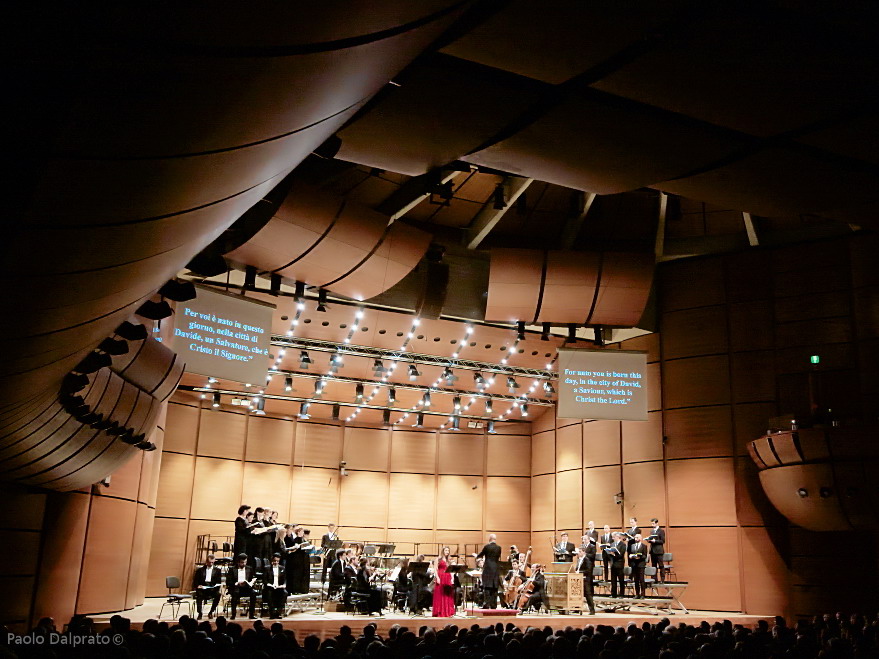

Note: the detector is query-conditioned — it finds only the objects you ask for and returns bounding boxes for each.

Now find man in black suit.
[519,564,547,613]
[599,525,614,581]
[646,518,666,582]
[553,532,576,562]
[227,553,257,619]
[625,517,642,542]
[193,554,222,619]
[583,521,599,546]
[608,532,627,597]
[263,553,287,618]
[572,546,596,615]
[328,547,347,598]
[628,534,648,598]
[320,523,340,582]
[474,533,502,608]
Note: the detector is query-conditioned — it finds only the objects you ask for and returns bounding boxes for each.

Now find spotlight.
[269,273,282,296]
[819,487,833,498]
[453,396,461,410]
[158,279,197,302]
[541,323,550,341]
[567,324,577,342]
[61,373,90,394]
[294,281,305,300]
[331,353,343,369]
[299,403,311,419]
[316,288,329,312]
[422,392,431,408]
[212,392,220,408]
[230,397,242,406]
[414,413,424,428]
[136,440,157,451]
[373,359,385,374]
[79,412,102,425]
[243,265,257,291]
[474,372,485,388]
[107,424,127,436]
[120,431,144,445]
[254,398,266,415]
[485,399,493,414]
[443,367,457,385]
[543,381,555,395]
[355,383,364,401]
[285,375,293,392]
[521,404,529,417]
[92,418,116,431]
[332,404,341,421]
[408,364,420,381]
[98,337,129,356]
[450,416,460,431]
[62,394,85,410]
[797,488,809,498]
[115,321,148,341]
[75,351,112,374]
[516,321,526,341]
[492,183,507,210]
[299,351,312,369]
[388,388,396,404]
[135,299,173,321]
[487,420,497,434]
[382,409,391,425]
[507,376,519,392]
[313,381,324,398]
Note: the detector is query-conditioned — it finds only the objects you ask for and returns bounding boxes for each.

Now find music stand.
[408,562,430,617]
[377,543,395,556]
[446,564,472,617]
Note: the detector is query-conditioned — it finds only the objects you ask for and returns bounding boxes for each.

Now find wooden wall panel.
[3,531,40,577]
[294,423,342,468]
[386,528,435,556]
[390,430,436,474]
[733,402,777,455]
[670,527,741,611]
[242,462,292,520]
[530,473,555,531]
[190,457,243,521]
[0,577,35,624]
[245,415,294,465]
[154,451,194,518]
[438,433,484,475]
[197,408,246,460]
[583,465,623,529]
[531,431,555,475]
[555,468,582,530]
[164,402,199,454]
[661,306,728,359]
[622,461,666,525]
[344,427,389,472]
[621,411,663,463]
[436,475,482,530]
[182,519,233,589]
[663,356,730,408]
[486,434,530,476]
[731,351,776,402]
[77,497,137,614]
[125,503,153,609]
[740,525,789,615]
[667,458,737,527]
[664,406,733,459]
[531,410,555,434]
[485,477,530,531]
[101,451,143,502]
[493,421,532,435]
[339,470,388,529]
[389,473,435,529]
[555,423,582,471]
[729,300,775,351]
[138,445,159,507]
[583,420,620,467]
[435,529,484,548]
[289,466,339,526]
[647,362,662,411]
[660,257,725,311]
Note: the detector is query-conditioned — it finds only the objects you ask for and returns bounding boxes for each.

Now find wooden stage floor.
[90,598,773,640]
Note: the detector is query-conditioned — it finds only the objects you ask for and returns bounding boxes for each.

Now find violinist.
[409,554,431,614]
[518,564,547,613]
[355,558,384,616]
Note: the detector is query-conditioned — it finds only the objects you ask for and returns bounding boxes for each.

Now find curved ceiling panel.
[227,182,431,300]
[486,248,653,325]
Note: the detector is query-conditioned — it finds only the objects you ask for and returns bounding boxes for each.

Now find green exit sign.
[810,355,820,364]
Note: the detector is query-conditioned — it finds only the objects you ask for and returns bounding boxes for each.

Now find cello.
[504,547,531,607]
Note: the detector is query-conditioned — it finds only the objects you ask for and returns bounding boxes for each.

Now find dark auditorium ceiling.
[7,1,879,485]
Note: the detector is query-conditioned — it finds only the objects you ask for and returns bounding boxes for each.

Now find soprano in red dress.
[431,555,456,617]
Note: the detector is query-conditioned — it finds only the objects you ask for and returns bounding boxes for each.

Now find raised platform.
[89,598,772,640]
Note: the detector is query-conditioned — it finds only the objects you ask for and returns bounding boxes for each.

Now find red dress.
[431,559,456,617]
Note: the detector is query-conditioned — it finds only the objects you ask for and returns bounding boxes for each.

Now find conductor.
[473,533,502,609]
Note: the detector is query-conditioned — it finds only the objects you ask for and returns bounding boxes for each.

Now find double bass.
[503,546,531,607]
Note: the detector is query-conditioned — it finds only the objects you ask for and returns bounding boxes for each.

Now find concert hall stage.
[90,598,772,640]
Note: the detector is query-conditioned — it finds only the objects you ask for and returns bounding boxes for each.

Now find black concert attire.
[233,517,249,557]
[193,564,222,617]
[408,563,431,613]
[287,536,310,594]
[522,572,547,612]
[282,532,297,569]
[574,550,596,615]
[628,541,647,597]
[321,530,339,582]
[328,558,346,598]
[599,533,614,580]
[355,567,383,614]
[394,567,411,611]
[554,540,576,562]
[647,526,666,581]
[625,525,642,542]
[263,563,287,618]
[476,541,502,609]
[226,565,256,619]
[583,529,599,546]
[261,519,275,563]
[608,540,627,597]
[245,521,260,561]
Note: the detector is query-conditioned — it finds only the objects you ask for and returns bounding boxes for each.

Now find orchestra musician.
[503,558,525,609]
[193,554,222,619]
[409,554,431,614]
[233,505,251,557]
[647,518,666,582]
[355,558,384,616]
[571,546,596,615]
[392,557,411,611]
[599,524,614,581]
[519,564,547,613]
[474,533,502,609]
[608,532,628,598]
[263,553,288,618]
[552,532,575,562]
[328,548,347,598]
[226,554,257,620]
[628,533,648,598]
